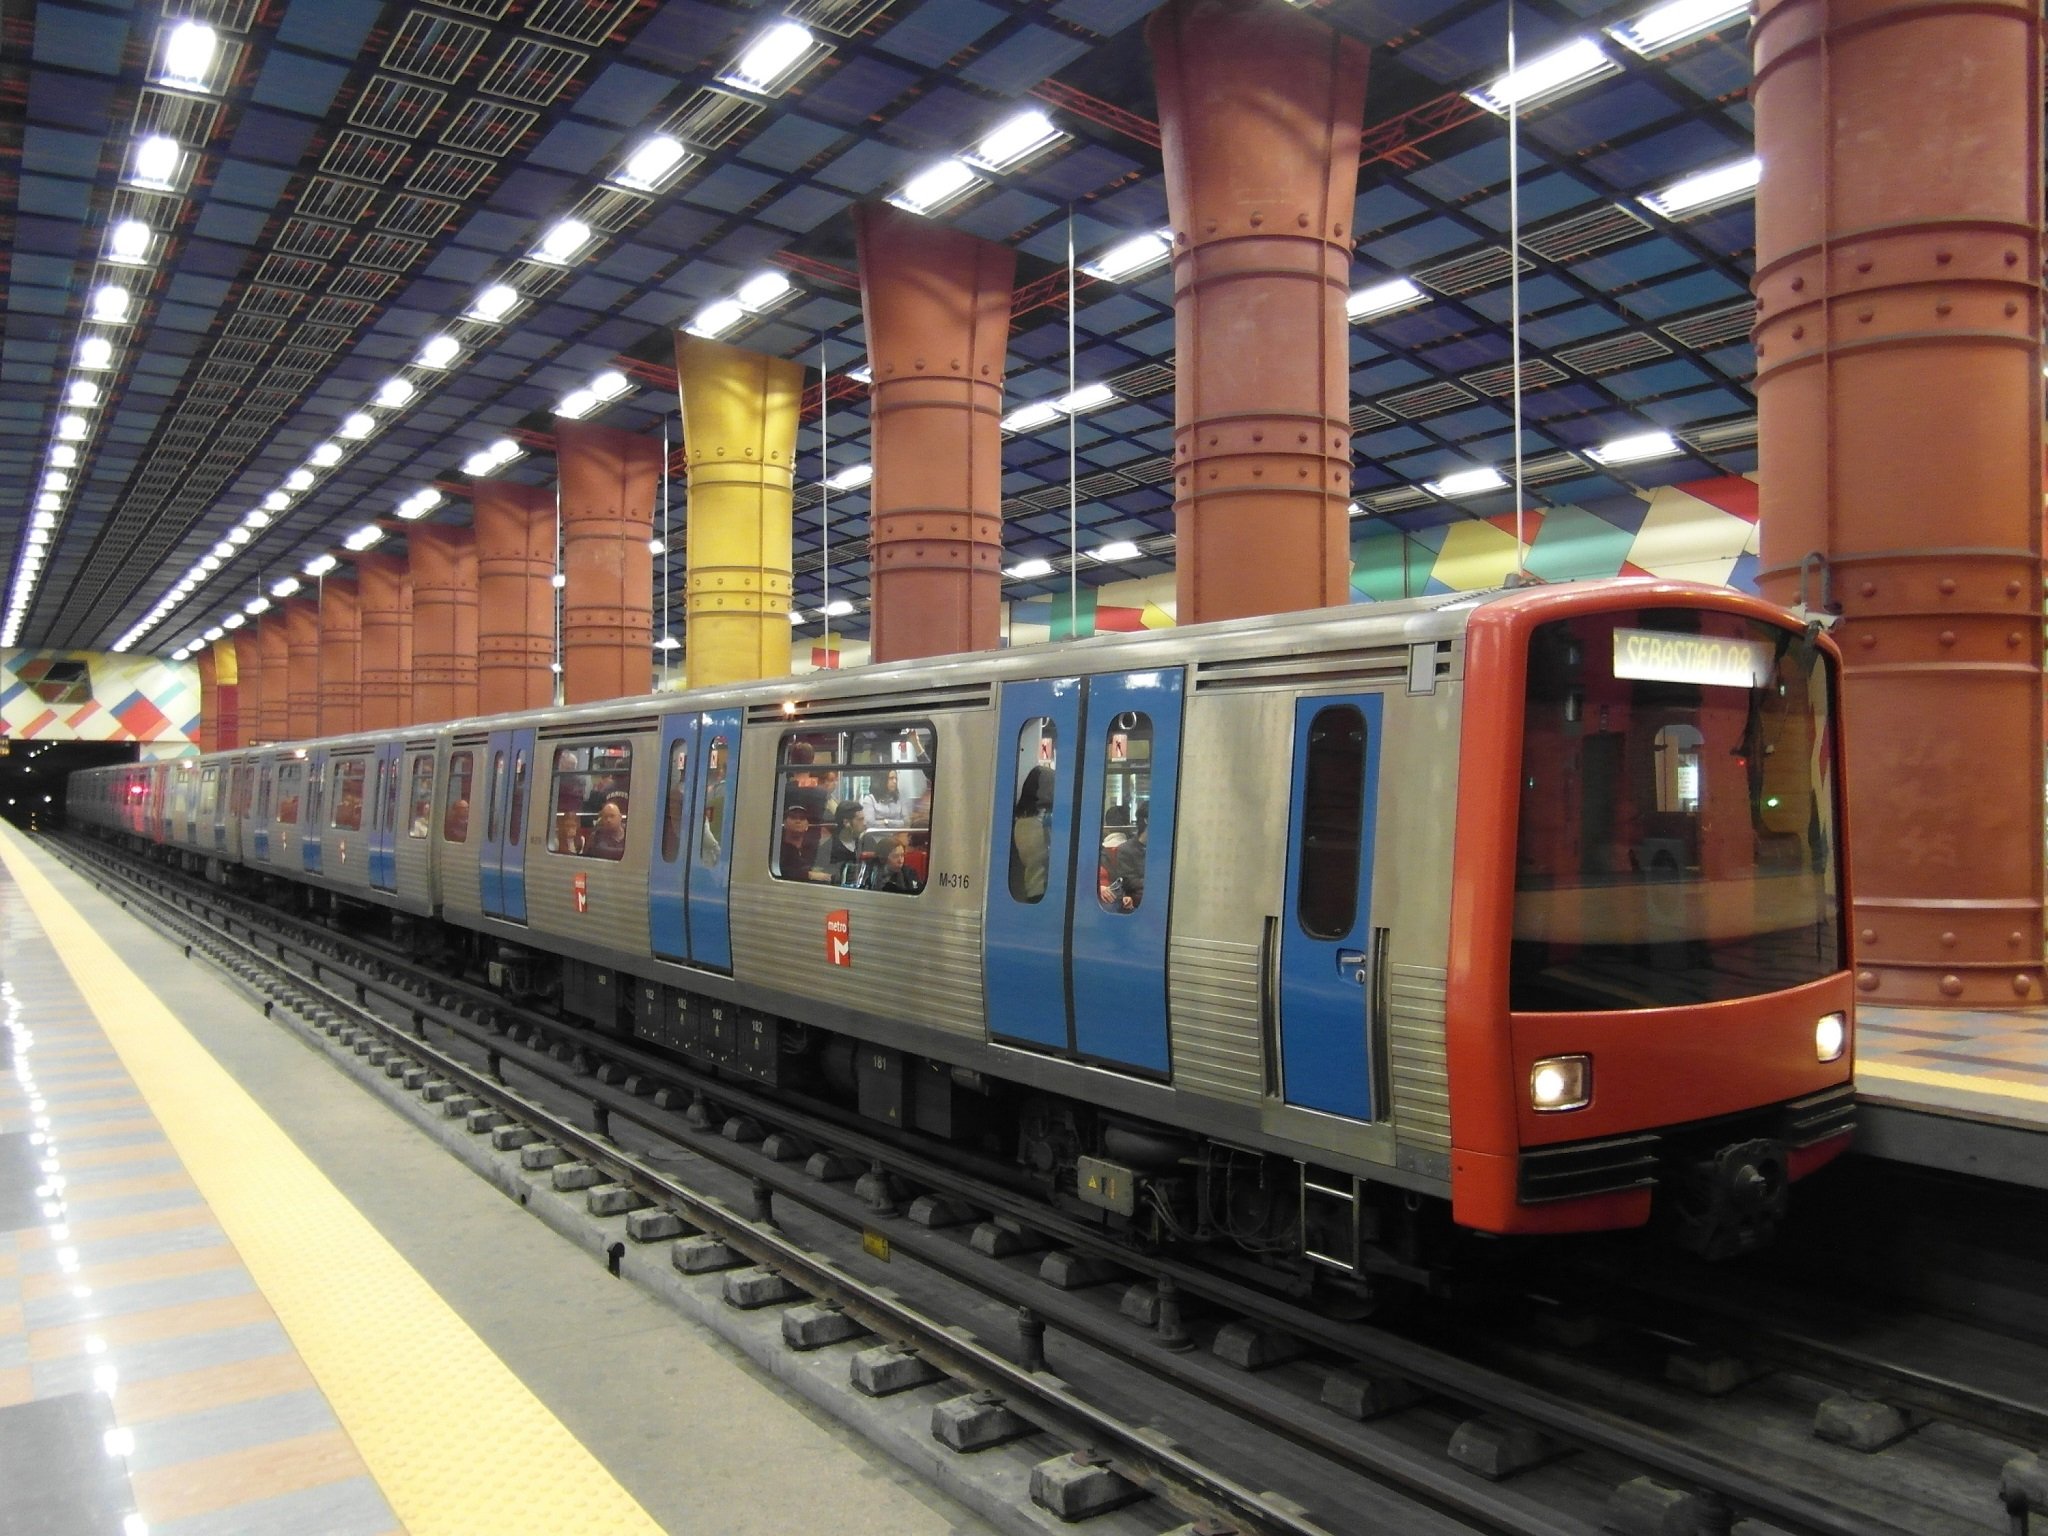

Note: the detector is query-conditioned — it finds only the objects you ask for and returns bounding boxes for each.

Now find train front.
[1448,582,1854,1257]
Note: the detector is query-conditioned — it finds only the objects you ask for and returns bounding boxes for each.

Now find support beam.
[194,647,217,754]
[473,480,557,715]
[211,637,240,750]
[282,596,321,742]
[410,525,478,725]
[355,552,413,732]
[555,417,656,705]
[232,631,262,747]
[317,577,361,738]
[256,612,289,745]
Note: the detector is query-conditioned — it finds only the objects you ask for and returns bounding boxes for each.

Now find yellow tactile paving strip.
[0,828,665,1536]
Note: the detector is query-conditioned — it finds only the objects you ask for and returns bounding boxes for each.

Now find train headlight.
[1815,1012,1847,1064]
[1529,1055,1591,1113]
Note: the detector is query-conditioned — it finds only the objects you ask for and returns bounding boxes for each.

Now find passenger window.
[332,760,366,830]
[485,751,505,841]
[276,762,302,826]
[307,764,325,828]
[548,739,633,861]
[443,751,475,842]
[507,751,529,847]
[1296,706,1366,940]
[1098,713,1152,914]
[407,756,434,837]
[382,758,400,834]
[1008,717,1057,905]
[662,737,688,864]
[772,724,932,893]
[699,735,729,869]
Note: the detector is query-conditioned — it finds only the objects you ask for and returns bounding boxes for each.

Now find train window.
[276,762,302,826]
[772,725,932,892]
[443,751,475,842]
[381,758,401,834]
[331,760,366,831]
[407,756,434,837]
[199,766,220,819]
[1008,717,1057,904]
[699,735,729,869]
[1296,706,1367,941]
[230,765,253,819]
[257,765,274,821]
[307,763,325,829]
[548,740,633,860]
[507,750,528,848]
[1098,713,1151,913]
[661,737,687,863]
[485,751,505,842]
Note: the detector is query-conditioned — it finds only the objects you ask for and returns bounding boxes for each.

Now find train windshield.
[1511,607,1843,1012]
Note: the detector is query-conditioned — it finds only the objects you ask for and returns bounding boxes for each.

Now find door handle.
[1336,949,1370,986]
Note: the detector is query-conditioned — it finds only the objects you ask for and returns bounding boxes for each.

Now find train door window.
[257,765,274,821]
[661,737,687,863]
[407,756,434,837]
[1008,717,1057,904]
[485,750,505,841]
[199,766,219,818]
[307,764,325,828]
[772,725,932,890]
[443,751,475,842]
[231,765,253,819]
[381,758,400,834]
[331,760,366,830]
[507,750,529,848]
[699,736,729,868]
[1098,713,1152,913]
[548,740,633,860]
[276,762,302,826]
[1296,706,1366,939]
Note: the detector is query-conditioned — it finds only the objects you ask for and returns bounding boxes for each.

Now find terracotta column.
[282,596,321,741]
[1149,0,1366,624]
[356,552,413,731]
[673,336,802,688]
[256,612,289,743]
[473,480,557,715]
[232,631,261,746]
[1753,0,2043,1006]
[854,204,1014,662]
[409,525,478,724]
[555,417,655,704]
[317,577,361,738]
[211,637,240,749]
[194,647,217,753]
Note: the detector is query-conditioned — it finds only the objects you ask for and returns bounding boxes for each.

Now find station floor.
[0,826,987,1536]
[1854,999,2048,1190]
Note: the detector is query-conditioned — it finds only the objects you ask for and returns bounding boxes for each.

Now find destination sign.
[1612,627,1775,689]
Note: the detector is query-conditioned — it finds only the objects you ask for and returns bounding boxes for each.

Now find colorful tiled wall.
[0,650,198,759]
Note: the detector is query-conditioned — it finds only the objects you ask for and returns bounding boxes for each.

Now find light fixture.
[303,554,337,577]
[25,529,47,547]
[270,577,300,597]
[1611,0,1748,55]
[51,445,78,467]
[1057,382,1116,414]
[309,441,343,467]
[723,20,817,95]
[57,415,88,442]
[159,20,219,89]
[1641,156,1761,219]
[76,336,114,370]
[198,554,221,572]
[1469,37,1619,114]
[375,377,415,409]
[221,612,245,630]
[550,572,567,590]
[242,508,270,528]
[966,109,1064,172]
[533,218,592,265]
[44,471,69,492]
[591,369,630,401]
[616,135,689,192]
[226,526,251,545]
[736,271,792,311]
[66,381,101,409]
[462,449,498,477]
[649,538,666,555]
[1001,401,1062,434]
[108,220,152,264]
[1589,429,1681,466]
[1424,466,1509,498]
[416,334,460,369]
[33,510,56,528]
[1004,557,1055,580]
[1530,1054,1592,1112]
[245,596,270,615]
[469,284,520,322]
[91,285,131,323]
[285,469,314,491]
[36,494,60,514]
[819,599,854,618]
[687,298,745,339]
[202,625,224,642]
[557,387,600,420]
[1815,1011,1847,1064]
[343,525,384,551]
[848,363,873,385]
[1082,230,1172,282]
[890,160,980,216]
[825,462,874,491]
[1347,276,1427,321]
[397,488,442,519]
[1090,540,1142,562]
[338,412,375,441]
[210,540,234,559]
[654,634,681,651]
[131,135,182,188]
[264,491,291,511]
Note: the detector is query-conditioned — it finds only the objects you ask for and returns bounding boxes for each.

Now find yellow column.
[674,335,804,688]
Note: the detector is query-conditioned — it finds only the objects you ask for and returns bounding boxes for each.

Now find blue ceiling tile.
[277,0,382,61]
[876,0,1006,68]
[682,162,780,214]
[227,108,319,168]
[21,125,103,179]
[803,56,919,126]
[957,23,1089,93]
[12,254,76,291]
[449,210,530,252]
[737,114,850,174]
[13,216,80,257]
[559,274,634,311]
[627,0,745,72]
[18,175,91,219]
[952,187,1056,242]
[425,245,499,283]
[528,118,627,175]
[32,6,130,74]
[487,165,584,219]
[212,159,294,208]
[251,50,351,117]
[25,67,117,133]
[194,201,268,243]
[577,62,682,129]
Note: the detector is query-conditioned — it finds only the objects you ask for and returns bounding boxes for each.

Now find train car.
[70,579,1853,1276]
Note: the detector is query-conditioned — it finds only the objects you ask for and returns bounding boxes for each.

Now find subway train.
[71,578,1855,1278]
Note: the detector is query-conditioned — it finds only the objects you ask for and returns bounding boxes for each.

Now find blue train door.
[368,743,402,892]
[479,734,510,917]
[481,729,533,923]
[1278,695,1385,1120]
[985,668,1184,1076]
[651,711,742,970]
[301,750,325,874]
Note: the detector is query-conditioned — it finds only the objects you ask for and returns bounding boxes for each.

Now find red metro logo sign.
[826,909,851,967]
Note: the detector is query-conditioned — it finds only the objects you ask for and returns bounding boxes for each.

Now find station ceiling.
[4,0,1779,658]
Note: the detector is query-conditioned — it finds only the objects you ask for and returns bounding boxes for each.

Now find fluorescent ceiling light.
[649,538,666,555]
[819,599,854,618]
[221,612,244,629]
[1004,557,1055,580]
[1082,230,1172,282]
[77,336,114,370]
[36,494,61,513]
[91,285,131,323]
[376,377,415,409]
[285,468,315,491]
[243,508,270,528]
[1058,382,1116,414]
[397,488,442,519]
[309,441,343,467]
[488,437,521,466]
[210,540,234,558]
[616,135,689,192]
[654,634,681,651]
[25,530,47,547]
[108,220,151,264]
[1424,466,1509,498]
[687,298,745,339]
[1469,37,1619,113]
[57,415,88,441]
[1589,429,1681,465]
[416,334,460,369]
[557,388,599,420]
[50,445,78,467]
[343,525,384,551]
[825,462,873,491]
[736,271,791,311]
[967,110,1063,172]
[1347,276,1426,321]
[1001,402,1062,434]
[724,21,816,94]
[890,159,980,216]
[591,369,630,400]
[1641,156,1761,218]
[270,577,300,597]
[44,471,70,492]
[469,284,520,322]
[160,21,218,88]
[66,381,100,409]
[1091,541,1142,562]
[338,412,375,441]
[264,491,291,511]
[171,648,188,660]
[1611,0,1747,54]
[132,135,182,187]
[303,554,337,577]
[245,596,270,614]
[462,450,498,477]
[202,626,223,642]
[33,508,57,526]
[848,363,873,385]
[198,554,221,572]
[533,218,592,265]
[226,526,251,545]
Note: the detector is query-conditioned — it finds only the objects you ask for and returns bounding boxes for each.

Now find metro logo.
[826,909,851,967]
[572,871,589,914]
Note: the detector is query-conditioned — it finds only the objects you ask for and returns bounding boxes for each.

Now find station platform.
[0,826,982,1536]
[1854,1002,2048,1191]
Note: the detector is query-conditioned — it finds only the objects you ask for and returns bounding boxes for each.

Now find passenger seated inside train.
[585,796,627,860]
[552,811,583,855]
[860,769,907,828]
[816,802,865,883]
[443,798,469,842]
[871,838,923,894]
[777,804,814,879]
[1108,802,1148,912]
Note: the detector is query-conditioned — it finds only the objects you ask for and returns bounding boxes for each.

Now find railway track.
[50,832,2043,1536]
